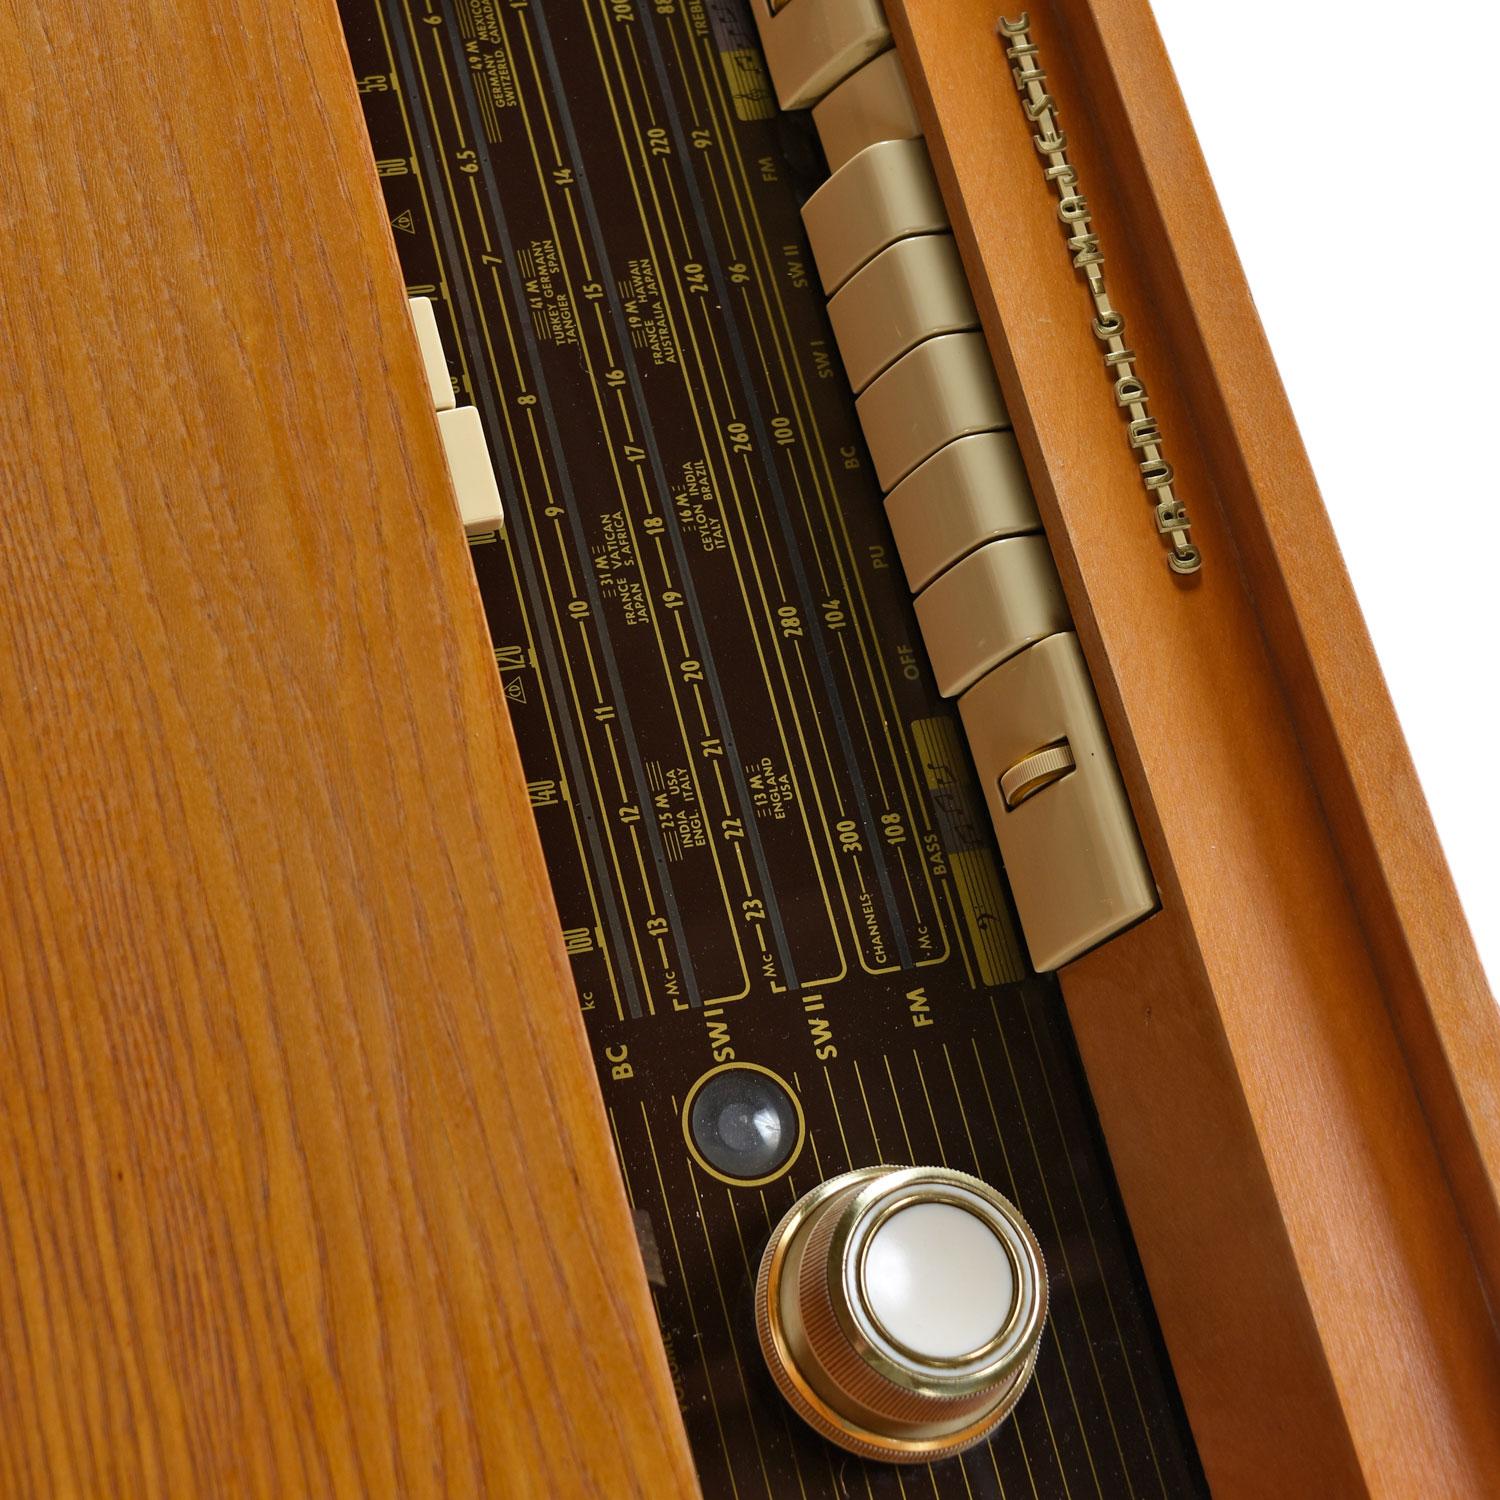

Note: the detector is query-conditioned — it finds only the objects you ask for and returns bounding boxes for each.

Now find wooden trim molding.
[0,2,699,1494]
[1060,0,1500,1331]
[889,1,1500,1495]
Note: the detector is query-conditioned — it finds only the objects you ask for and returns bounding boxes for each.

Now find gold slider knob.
[756,1165,1047,1463]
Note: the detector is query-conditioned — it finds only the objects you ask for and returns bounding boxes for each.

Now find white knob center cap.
[863,1201,1016,1360]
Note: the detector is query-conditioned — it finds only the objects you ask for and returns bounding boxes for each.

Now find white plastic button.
[801,138,947,296]
[884,432,1041,591]
[813,49,922,173]
[437,406,504,534]
[863,1202,1016,1360]
[408,296,455,411]
[913,535,1069,697]
[855,332,1009,490]
[827,234,978,393]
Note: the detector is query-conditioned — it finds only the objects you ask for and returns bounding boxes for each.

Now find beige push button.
[884,432,1041,592]
[409,296,455,411]
[827,235,978,393]
[437,406,504,535]
[747,0,889,111]
[855,333,1009,490]
[801,139,947,295]
[913,536,1068,698]
[813,50,922,173]
[959,633,1155,971]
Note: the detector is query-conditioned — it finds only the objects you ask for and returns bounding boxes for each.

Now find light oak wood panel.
[0,2,699,1495]
[891,1,1500,1495]
[1064,0,1500,1329]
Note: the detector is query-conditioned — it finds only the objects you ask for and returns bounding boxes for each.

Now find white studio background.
[1150,0,1500,991]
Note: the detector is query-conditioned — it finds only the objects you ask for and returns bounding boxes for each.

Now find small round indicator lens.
[686,1066,802,1183]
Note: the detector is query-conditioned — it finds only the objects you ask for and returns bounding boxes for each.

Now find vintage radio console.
[1,1,1496,1496]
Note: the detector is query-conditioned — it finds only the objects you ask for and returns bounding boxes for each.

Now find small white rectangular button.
[855,332,1009,490]
[828,234,978,393]
[959,633,1155,971]
[437,406,504,534]
[801,138,946,295]
[885,432,1041,591]
[813,49,922,173]
[409,296,455,411]
[748,0,889,111]
[913,536,1069,698]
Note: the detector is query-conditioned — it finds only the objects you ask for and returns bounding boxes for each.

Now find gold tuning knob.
[756,1165,1047,1464]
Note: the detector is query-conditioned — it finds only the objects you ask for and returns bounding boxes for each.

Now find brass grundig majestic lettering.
[997,15,1202,575]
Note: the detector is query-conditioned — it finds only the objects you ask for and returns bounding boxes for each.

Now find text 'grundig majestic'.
[998,14,1201,575]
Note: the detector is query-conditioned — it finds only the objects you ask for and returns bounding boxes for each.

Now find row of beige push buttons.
[750,0,1156,974]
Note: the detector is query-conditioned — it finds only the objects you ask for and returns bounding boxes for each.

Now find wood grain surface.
[0,2,699,1495]
[1065,0,1500,1337]
[891,1,1500,1496]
